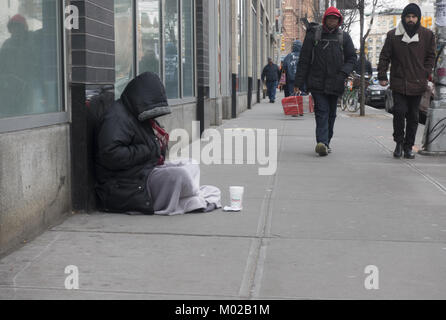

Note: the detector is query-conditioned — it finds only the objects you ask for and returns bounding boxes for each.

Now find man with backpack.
[283,40,303,97]
[294,7,356,156]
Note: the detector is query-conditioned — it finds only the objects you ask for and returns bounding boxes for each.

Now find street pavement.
[1,93,446,300]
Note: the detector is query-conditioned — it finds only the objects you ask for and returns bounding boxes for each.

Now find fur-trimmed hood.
[121,72,171,121]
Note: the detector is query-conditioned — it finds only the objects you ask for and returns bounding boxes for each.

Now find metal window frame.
[118,0,197,104]
[179,0,183,98]
[161,0,180,99]
[180,0,195,98]
[132,0,138,78]
[0,0,69,134]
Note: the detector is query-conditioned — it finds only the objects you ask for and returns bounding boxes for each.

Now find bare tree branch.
[363,0,379,40]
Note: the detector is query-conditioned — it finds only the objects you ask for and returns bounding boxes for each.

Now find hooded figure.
[95,72,221,215]
[294,7,356,97]
[283,40,302,89]
[293,7,356,156]
[95,72,171,214]
[322,7,343,33]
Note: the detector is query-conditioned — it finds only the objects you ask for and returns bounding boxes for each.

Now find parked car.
[384,81,434,125]
[366,82,389,108]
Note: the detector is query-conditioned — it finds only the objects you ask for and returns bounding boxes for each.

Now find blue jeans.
[312,93,339,146]
[266,81,277,101]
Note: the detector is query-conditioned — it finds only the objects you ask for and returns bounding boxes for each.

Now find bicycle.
[340,72,360,112]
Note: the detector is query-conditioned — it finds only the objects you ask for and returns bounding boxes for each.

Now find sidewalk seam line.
[370,136,446,196]
[0,285,240,299]
[47,229,446,244]
[239,117,285,299]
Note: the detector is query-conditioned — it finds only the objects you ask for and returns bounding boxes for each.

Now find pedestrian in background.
[378,3,435,159]
[279,60,287,94]
[294,7,356,156]
[353,49,373,76]
[283,40,303,97]
[261,57,281,103]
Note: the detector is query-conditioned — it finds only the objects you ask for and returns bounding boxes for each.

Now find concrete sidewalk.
[1,94,446,300]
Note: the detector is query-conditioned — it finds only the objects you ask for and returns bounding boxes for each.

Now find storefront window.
[0,0,62,119]
[115,0,134,97]
[164,0,179,99]
[182,0,194,97]
[137,0,161,76]
[115,0,194,100]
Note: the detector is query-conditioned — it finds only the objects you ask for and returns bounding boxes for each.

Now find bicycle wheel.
[341,91,348,111]
[346,90,359,112]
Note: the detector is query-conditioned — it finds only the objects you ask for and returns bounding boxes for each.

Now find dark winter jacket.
[95,72,171,214]
[353,56,373,75]
[294,7,357,96]
[283,40,302,82]
[261,63,281,83]
[377,22,435,96]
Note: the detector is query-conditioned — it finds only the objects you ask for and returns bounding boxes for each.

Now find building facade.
[366,9,403,69]
[0,0,278,255]
[281,0,313,58]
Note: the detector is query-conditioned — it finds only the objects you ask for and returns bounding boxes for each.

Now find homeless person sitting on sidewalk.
[95,72,221,215]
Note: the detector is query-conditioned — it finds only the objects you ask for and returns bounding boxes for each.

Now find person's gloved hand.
[335,72,348,93]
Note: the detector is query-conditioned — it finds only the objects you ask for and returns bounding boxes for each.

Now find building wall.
[0,0,72,256]
[281,0,312,54]
[0,125,71,257]
[367,13,402,68]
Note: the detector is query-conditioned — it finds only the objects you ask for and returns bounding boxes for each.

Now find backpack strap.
[337,28,344,53]
[338,28,344,62]
[311,25,323,64]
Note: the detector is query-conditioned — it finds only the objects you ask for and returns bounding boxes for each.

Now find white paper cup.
[229,186,244,210]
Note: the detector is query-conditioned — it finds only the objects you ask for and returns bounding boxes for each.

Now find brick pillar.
[70,0,115,212]
[196,0,210,135]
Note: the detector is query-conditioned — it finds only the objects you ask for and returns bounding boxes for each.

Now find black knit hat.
[402,3,421,20]
[401,3,422,37]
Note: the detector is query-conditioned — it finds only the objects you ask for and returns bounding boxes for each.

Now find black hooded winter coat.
[283,40,302,82]
[294,7,357,96]
[95,72,171,214]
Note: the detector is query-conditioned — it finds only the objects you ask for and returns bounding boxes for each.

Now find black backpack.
[310,24,344,64]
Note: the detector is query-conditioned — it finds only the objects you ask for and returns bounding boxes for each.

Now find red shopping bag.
[282,95,304,116]
[308,95,314,113]
[302,95,314,113]
[281,94,314,116]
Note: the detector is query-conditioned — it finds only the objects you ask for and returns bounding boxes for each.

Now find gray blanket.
[147,159,221,215]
